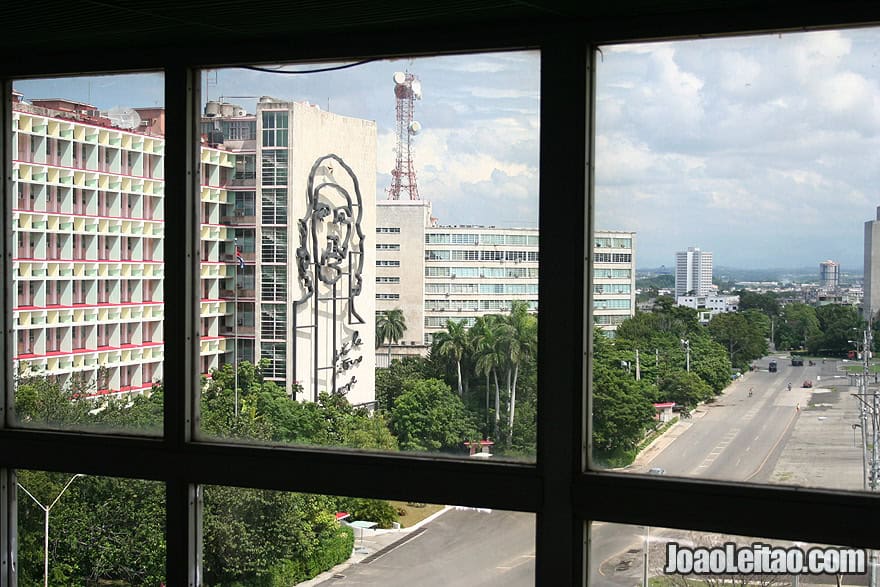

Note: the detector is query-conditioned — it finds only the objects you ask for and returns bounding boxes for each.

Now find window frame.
[0,15,878,587]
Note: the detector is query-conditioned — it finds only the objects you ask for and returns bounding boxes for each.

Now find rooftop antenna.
[387,71,422,200]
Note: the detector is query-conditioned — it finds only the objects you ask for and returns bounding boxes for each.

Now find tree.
[471,315,506,438]
[808,304,863,357]
[658,370,714,408]
[707,312,768,370]
[591,332,656,457]
[737,290,780,317]
[375,308,408,362]
[500,302,537,444]
[390,378,478,451]
[433,319,470,396]
[374,355,440,412]
[776,303,820,350]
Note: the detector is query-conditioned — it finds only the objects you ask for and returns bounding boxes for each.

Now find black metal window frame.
[0,12,880,586]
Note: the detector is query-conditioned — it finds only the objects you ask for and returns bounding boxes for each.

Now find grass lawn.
[844,363,880,373]
[389,501,446,527]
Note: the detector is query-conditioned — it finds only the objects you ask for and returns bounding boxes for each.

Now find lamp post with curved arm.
[17,474,85,587]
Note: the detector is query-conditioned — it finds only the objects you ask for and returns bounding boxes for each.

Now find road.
[319,356,858,586]
[318,508,534,586]
[591,356,861,586]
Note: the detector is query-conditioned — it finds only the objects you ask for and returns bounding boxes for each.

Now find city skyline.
[16,30,880,270]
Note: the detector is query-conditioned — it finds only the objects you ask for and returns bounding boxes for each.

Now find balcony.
[220,213,257,226]
[226,176,256,188]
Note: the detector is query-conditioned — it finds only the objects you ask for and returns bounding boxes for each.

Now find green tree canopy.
[390,378,478,451]
[707,312,768,370]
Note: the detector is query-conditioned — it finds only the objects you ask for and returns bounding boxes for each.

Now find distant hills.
[637,265,863,283]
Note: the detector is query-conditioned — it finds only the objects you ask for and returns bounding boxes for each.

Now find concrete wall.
[286,101,377,405]
[375,200,431,346]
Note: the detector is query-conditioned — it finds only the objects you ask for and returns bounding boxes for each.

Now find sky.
[15,29,880,269]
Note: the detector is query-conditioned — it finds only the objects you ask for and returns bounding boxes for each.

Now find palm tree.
[375,309,407,364]
[434,319,469,396]
[500,301,537,444]
[472,316,505,436]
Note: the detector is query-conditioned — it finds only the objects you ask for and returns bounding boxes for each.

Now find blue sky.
[15,31,880,269]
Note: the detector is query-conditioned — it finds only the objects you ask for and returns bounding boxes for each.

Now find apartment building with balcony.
[13,94,169,395]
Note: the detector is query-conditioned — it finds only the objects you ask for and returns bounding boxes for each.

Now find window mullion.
[536,33,588,585]
[164,64,198,585]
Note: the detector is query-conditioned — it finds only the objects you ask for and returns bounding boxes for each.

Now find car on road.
[769,360,778,372]
[802,380,813,388]
[648,467,666,475]
[791,356,804,366]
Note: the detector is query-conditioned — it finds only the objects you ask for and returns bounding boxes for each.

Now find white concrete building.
[375,200,539,349]
[864,207,880,322]
[203,97,376,405]
[675,246,713,297]
[675,294,739,324]
[593,231,636,335]
[819,259,840,289]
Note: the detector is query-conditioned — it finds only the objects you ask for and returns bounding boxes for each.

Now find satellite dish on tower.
[102,107,142,130]
[393,71,406,85]
[409,121,422,134]
[411,80,422,98]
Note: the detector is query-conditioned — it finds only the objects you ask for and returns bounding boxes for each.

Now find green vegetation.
[13,303,539,585]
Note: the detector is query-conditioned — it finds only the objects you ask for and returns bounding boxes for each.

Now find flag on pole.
[236,247,245,269]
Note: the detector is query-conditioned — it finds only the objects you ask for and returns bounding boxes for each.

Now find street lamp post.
[17,474,85,587]
[680,339,690,372]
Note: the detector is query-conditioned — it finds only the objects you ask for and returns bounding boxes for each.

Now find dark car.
[769,360,778,373]
[791,357,804,366]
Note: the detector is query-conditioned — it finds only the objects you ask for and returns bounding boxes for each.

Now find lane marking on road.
[745,407,800,482]
[694,428,739,471]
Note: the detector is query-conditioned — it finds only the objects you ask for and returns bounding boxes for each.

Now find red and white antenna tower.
[387,71,422,200]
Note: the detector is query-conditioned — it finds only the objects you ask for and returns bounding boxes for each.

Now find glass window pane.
[591,30,880,490]
[11,73,164,435]
[203,485,534,586]
[198,52,539,461]
[590,522,871,586]
[16,470,165,585]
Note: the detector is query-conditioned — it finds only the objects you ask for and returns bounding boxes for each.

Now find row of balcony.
[15,112,165,154]
[16,163,165,197]
[14,344,164,375]
[15,304,164,328]
[16,212,164,237]
[15,260,164,279]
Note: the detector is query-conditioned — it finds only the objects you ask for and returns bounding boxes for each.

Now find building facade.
[819,259,840,289]
[13,95,169,395]
[203,97,376,405]
[865,207,880,322]
[12,92,376,405]
[375,200,539,349]
[593,231,636,335]
[675,294,738,324]
[675,246,713,297]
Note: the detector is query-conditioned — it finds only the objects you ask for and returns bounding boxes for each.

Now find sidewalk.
[297,505,452,586]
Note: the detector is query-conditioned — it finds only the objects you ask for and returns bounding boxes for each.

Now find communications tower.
[387,71,422,200]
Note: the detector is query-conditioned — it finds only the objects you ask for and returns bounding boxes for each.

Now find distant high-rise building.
[675,247,713,297]
[819,260,840,289]
[864,207,880,322]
